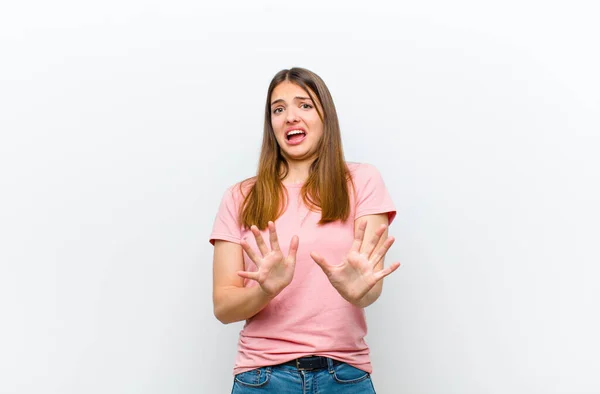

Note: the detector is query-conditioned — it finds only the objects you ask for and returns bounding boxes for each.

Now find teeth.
[287,130,305,136]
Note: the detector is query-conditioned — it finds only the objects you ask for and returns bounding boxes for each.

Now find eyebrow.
[270,96,313,106]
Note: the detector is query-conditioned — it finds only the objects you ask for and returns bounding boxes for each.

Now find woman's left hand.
[310,220,400,304]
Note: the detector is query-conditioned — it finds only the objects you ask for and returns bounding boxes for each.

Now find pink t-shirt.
[209,162,396,375]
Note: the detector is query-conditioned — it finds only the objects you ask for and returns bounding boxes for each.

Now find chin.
[286,151,317,161]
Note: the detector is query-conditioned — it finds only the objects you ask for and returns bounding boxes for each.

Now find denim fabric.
[230,358,376,394]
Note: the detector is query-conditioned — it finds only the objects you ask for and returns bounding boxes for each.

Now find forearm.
[213,285,274,324]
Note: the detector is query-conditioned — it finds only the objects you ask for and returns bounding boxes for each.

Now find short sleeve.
[209,186,243,245]
[353,163,397,225]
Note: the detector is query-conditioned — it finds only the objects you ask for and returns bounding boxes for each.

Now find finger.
[268,221,281,252]
[350,220,368,254]
[310,251,331,275]
[370,236,395,267]
[251,225,269,257]
[240,237,261,266]
[287,235,299,264]
[373,262,401,282]
[364,224,387,258]
[237,270,260,281]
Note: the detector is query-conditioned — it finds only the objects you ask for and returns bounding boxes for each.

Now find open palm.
[310,220,400,304]
[238,221,299,298]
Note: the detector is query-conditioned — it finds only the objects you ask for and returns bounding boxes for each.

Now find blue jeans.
[230,358,376,393]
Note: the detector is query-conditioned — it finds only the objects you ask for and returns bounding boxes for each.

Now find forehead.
[271,81,316,102]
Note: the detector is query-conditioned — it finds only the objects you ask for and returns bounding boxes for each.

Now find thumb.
[310,251,330,274]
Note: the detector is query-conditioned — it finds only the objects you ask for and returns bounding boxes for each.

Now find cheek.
[270,122,281,138]
[309,114,323,129]
[311,120,324,137]
[271,116,284,132]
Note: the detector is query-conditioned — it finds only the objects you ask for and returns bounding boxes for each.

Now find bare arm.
[212,240,273,324]
[213,222,299,324]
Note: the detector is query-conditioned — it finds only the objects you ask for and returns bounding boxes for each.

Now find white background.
[1,0,599,393]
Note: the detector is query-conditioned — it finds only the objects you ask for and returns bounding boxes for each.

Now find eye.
[272,107,283,114]
[301,103,313,110]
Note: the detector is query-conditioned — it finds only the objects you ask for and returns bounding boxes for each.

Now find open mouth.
[286,129,306,142]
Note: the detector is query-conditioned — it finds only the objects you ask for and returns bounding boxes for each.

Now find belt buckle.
[296,358,313,371]
[295,358,305,370]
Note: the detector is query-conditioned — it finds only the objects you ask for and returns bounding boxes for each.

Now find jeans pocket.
[331,363,371,384]
[234,367,272,388]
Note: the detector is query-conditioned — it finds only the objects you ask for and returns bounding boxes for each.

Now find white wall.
[1,1,598,393]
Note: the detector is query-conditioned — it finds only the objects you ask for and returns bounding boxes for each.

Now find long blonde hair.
[240,67,352,230]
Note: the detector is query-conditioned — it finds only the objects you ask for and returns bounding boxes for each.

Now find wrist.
[350,287,381,308]
[256,285,279,300]
[349,295,369,308]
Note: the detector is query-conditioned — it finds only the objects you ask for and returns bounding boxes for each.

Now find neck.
[282,159,314,185]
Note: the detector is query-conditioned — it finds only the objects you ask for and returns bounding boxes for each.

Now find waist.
[279,355,341,370]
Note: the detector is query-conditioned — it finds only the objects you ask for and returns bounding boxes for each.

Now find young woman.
[210,67,400,393]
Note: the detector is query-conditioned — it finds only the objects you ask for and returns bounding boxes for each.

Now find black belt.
[282,356,341,370]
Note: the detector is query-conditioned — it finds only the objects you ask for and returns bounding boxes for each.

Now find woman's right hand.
[237,221,299,298]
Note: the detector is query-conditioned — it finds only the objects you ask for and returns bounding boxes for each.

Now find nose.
[285,107,299,123]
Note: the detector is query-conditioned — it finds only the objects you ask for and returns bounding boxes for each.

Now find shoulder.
[220,177,256,205]
[346,161,392,198]
[346,162,396,221]
[346,162,383,183]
